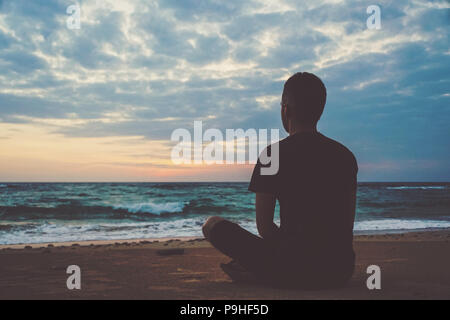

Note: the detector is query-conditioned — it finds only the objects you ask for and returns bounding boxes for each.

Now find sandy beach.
[1,229,449,300]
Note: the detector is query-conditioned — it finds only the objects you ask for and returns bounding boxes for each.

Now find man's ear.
[285,104,291,118]
[281,104,290,134]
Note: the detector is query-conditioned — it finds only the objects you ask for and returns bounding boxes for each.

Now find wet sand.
[1,230,449,299]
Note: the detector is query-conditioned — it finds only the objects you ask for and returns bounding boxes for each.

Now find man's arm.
[255,192,280,241]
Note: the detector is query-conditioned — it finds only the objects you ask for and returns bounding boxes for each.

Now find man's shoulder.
[320,134,358,169]
[278,132,353,153]
[320,134,354,154]
[265,133,357,166]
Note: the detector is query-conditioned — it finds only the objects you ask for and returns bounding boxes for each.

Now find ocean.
[0,182,449,245]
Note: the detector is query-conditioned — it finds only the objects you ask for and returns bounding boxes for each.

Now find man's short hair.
[282,72,327,125]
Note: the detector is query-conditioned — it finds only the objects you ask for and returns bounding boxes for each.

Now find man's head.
[281,72,327,132]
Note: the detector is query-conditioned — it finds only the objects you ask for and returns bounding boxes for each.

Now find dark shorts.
[208,219,354,289]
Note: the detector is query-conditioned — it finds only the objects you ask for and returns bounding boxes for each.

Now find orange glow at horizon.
[0,122,254,182]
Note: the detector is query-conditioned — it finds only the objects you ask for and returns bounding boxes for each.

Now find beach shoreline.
[1,227,449,249]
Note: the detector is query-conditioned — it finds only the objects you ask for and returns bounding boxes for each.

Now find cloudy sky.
[0,0,449,181]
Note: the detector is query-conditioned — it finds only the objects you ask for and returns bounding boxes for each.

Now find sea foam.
[113,201,186,215]
[386,186,445,190]
[354,219,450,231]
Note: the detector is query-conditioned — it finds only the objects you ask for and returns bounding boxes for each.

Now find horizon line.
[1,181,449,184]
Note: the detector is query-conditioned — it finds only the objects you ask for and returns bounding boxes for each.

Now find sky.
[0,0,449,182]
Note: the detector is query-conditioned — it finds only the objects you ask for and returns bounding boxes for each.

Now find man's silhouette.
[202,72,358,289]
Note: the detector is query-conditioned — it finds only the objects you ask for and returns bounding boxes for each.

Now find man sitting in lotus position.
[202,72,358,288]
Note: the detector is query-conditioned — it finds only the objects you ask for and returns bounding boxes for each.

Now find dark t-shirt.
[249,131,357,273]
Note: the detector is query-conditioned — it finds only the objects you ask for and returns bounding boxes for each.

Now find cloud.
[0,0,449,180]
[0,50,47,73]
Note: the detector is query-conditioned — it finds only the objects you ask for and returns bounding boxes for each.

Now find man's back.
[249,131,357,277]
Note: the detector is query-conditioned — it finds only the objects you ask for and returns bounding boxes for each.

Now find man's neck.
[289,123,317,136]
